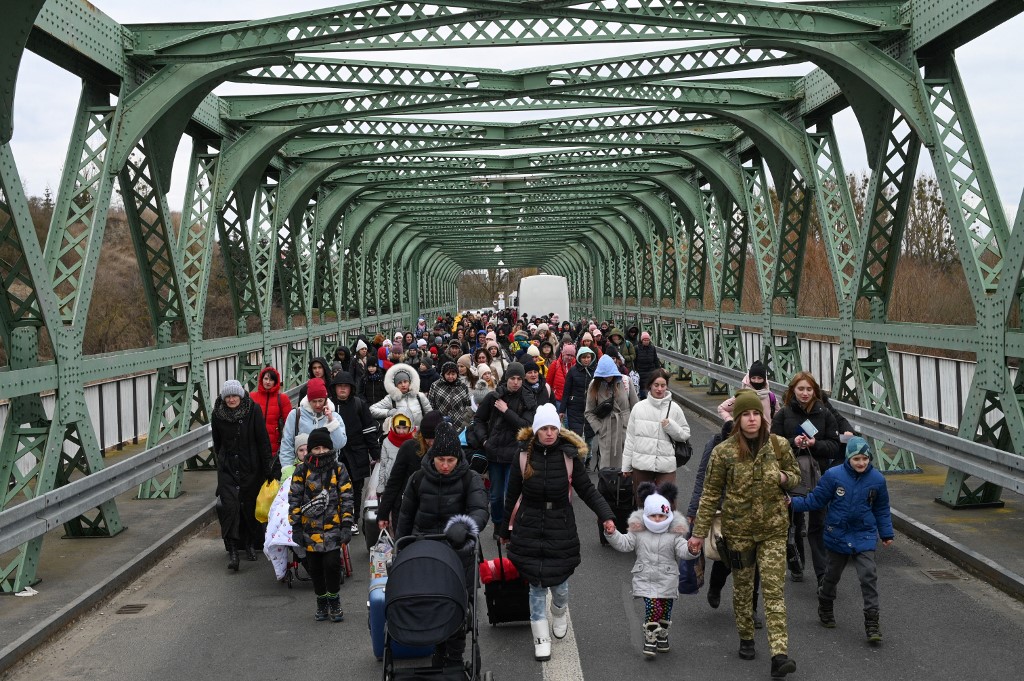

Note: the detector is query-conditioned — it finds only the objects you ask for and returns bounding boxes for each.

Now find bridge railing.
[657,347,1024,498]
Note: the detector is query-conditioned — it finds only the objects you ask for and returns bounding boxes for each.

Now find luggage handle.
[478,538,513,582]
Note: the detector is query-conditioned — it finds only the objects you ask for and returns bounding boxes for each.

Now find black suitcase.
[597,467,633,544]
[481,541,531,626]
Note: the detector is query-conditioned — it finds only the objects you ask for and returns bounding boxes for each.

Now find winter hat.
[561,343,576,359]
[392,365,414,385]
[582,331,594,343]
[419,410,444,438]
[220,379,246,399]
[394,332,404,341]
[593,354,622,380]
[522,359,539,374]
[486,331,497,342]
[419,356,434,371]
[732,388,763,416]
[846,436,872,460]
[382,338,392,348]
[306,378,328,400]
[294,432,309,451]
[391,412,412,430]
[355,339,368,352]
[748,360,767,380]
[441,361,458,377]
[526,344,540,357]
[307,427,334,452]
[392,342,404,355]
[457,353,473,371]
[428,421,463,461]
[449,338,463,348]
[505,361,526,380]
[538,323,549,333]
[576,346,595,361]
[640,331,651,342]
[532,403,562,432]
[642,492,674,533]
[331,371,356,388]
[417,338,428,348]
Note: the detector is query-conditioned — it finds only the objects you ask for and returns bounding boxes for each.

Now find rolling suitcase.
[597,467,633,545]
[480,541,531,626]
[367,576,434,660]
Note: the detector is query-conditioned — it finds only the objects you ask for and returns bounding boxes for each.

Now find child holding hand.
[606,481,700,658]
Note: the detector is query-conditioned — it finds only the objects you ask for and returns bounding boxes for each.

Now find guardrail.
[656,347,1024,496]
[0,386,301,556]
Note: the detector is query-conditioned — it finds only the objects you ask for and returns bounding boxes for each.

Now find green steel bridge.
[2,0,1023,595]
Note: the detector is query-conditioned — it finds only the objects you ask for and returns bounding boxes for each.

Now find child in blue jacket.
[790,436,893,644]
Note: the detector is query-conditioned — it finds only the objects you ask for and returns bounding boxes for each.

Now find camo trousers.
[729,534,788,656]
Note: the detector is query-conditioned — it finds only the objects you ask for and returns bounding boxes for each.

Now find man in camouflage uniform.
[689,390,800,678]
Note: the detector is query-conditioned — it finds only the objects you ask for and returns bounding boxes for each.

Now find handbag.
[370,529,394,579]
[254,479,279,523]
[591,394,615,419]
[703,511,727,562]
[662,401,693,467]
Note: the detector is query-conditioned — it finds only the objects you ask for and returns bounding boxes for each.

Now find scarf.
[214,395,251,422]
[387,429,414,448]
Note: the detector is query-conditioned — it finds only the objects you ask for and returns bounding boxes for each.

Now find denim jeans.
[488,461,512,526]
[529,581,569,621]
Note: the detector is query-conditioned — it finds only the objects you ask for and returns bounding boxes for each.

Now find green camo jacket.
[692,434,800,543]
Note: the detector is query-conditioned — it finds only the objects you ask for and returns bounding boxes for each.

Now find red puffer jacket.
[546,357,575,403]
[250,366,293,455]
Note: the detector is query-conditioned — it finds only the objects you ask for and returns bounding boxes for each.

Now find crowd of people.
[209,309,894,678]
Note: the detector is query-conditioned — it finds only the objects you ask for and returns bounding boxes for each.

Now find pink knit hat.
[641,331,651,341]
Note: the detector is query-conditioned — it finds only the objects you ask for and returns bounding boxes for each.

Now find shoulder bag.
[662,401,693,467]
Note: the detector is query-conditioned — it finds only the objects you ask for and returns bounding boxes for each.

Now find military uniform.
[693,433,800,656]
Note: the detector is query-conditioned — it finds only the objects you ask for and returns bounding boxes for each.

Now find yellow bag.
[255,479,279,523]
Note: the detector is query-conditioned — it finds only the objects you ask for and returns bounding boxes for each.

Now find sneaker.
[351,525,360,537]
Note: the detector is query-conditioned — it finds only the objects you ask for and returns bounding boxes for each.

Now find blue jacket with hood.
[791,448,893,554]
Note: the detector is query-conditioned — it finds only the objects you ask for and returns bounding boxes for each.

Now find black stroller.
[383,534,491,681]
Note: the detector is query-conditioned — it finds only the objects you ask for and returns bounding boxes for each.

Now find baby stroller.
[382,534,491,681]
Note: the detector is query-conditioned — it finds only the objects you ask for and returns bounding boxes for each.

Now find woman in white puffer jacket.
[622,369,690,506]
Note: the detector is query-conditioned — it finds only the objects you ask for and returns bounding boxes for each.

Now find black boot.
[864,609,881,643]
[227,544,240,572]
[314,595,329,622]
[738,639,755,660]
[818,597,836,628]
[706,586,721,609]
[771,654,796,678]
[328,594,344,622]
[245,545,258,561]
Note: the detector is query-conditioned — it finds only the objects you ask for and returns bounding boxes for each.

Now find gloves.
[291,525,304,546]
[445,521,470,549]
[338,524,353,546]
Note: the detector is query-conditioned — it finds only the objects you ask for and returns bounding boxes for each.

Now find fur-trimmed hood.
[516,426,588,458]
[626,509,690,535]
[383,362,421,400]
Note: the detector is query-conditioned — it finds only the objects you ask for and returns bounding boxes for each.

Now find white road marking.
[543,593,585,681]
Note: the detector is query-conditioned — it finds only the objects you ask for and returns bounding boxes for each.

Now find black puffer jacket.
[633,343,661,390]
[561,361,595,439]
[329,376,382,482]
[523,376,552,407]
[473,384,537,464]
[771,398,843,469]
[499,428,613,587]
[211,395,273,491]
[378,437,428,522]
[396,456,488,539]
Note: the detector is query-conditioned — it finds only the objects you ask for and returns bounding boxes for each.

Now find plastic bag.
[370,529,394,579]
[255,479,280,523]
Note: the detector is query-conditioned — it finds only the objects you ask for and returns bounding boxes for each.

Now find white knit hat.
[643,493,673,533]
[532,403,562,431]
[294,433,309,450]
[220,379,246,399]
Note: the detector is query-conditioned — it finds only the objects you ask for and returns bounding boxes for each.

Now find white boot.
[532,619,552,661]
[550,604,568,639]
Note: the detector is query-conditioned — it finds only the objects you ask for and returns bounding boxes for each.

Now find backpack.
[507,448,574,531]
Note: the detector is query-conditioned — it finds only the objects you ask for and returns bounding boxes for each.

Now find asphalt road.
[5,412,1024,681]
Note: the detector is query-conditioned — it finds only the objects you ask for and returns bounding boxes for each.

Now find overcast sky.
[11,1,1024,224]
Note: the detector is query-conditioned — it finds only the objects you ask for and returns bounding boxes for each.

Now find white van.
[516,274,570,321]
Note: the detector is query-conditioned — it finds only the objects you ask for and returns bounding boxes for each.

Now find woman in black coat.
[559,347,596,459]
[498,403,615,661]
[377,411,443,529]
[770,371,843,583]
[633,332,661,399]
[211,380,273,571]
